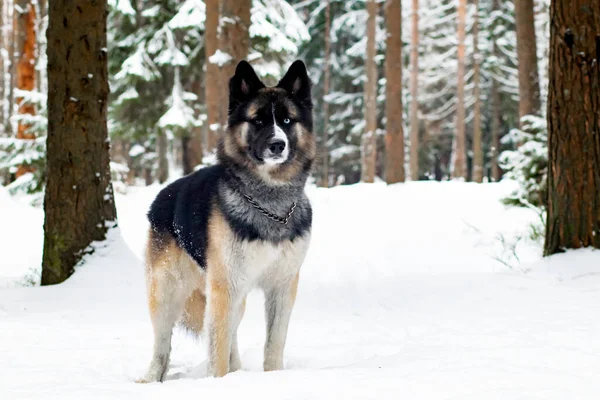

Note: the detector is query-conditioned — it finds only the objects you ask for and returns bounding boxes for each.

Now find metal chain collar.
[243,194,297,225]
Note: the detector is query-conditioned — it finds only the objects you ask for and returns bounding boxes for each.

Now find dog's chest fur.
[213,221,311,291]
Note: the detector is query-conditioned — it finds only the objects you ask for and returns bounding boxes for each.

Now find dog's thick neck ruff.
[221,162,308,224]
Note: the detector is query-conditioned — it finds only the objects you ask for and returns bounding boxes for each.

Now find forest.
[0,0,599,398]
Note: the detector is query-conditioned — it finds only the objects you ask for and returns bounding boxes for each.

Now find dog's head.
[219,60,316,184]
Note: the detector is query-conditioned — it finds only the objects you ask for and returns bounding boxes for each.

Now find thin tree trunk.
[471,0,483,183]
[384,0,404,184]
[43,0,117,285]
[157,128,168,183]
[361,0,377,183]
[6,0,14,134]
[452,0,467,180]
[219,0,251,135]
[320,0,331,187]
[544,0,600,255]
[515,0,541,120]
[0,0,4,131]
[15,0,36,177]
[490,73,501,181]
[184,76,203,174]
[205,0,219,152]
[490,0,502,182]
[409,0,419,181]
[34,0,47,95]
[15,0,36,138]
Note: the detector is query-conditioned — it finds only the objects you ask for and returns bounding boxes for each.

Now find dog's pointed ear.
[229,61,265,110]
[277,60,312,107]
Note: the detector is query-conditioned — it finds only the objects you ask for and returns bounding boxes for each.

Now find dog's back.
[148,164,225,269]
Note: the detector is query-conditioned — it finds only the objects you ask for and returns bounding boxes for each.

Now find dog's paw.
[263,360,284,372]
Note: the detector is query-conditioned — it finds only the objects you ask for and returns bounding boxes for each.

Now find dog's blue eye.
[283,118,291,124]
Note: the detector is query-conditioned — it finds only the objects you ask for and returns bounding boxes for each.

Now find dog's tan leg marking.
[181,288,206,334]
[138,230,202,383]
[263,272,300,372]
[207,279,231,377]
[229,297,247,372]
[206,207,234,378]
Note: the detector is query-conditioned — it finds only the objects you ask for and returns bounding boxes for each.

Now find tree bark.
[320,0,331,187]
[384,0,404,184]
[361,0,377,183]
[515,0,541,120]
[219,0,251,134]
[15,0,36,177]
[490,0,502,182]
[544,0,600,255]
[157,128,169,183]
[34,0,46,95]
[184,76,203,174]
[0,0,4,130]
[205,0,219,152]
[452,0,467,180]
[43,0,117,285]
[15,0,35,136]
[471,0,483,183]
[6,0,15,134]
[409,0,419,181]
[490,73,501,182]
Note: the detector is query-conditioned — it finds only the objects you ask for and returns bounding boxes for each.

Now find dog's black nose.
[268,140,286,156]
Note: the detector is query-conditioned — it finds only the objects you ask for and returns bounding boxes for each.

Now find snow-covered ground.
[2,181,600,399]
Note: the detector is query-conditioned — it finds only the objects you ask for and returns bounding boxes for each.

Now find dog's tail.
[180,289,206,336]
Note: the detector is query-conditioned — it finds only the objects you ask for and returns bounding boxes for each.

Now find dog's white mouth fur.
[263,123,289,165]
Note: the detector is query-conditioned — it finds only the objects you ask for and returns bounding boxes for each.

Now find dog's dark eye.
[254,119,263,125]
[283,118,291,125]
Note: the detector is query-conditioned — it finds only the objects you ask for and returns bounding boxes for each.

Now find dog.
[138,60,315,382]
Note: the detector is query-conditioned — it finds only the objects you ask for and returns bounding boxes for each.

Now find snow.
[2,182,600,399]
[110,0,135,16]
[168,0,206,30]
[114,47,159,82]
[208,50,233,67]
[158,68,196,129]
[128,144,145,158]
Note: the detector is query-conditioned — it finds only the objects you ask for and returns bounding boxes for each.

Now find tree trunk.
[185,76,203,174]
[361,0,377,183]
[452,0,467,180]
[157,129,169,183]
[515,0,541,120]
[16,0,35,137]
[490,0,502,182]
[490,73,501,182]
[0,0,4,130]
[471,0,483,183]
[384,0,404,184]
[34,0,46,95]
[544,0,600,255]
[205,0,219,152]
[320,0,331,187]
[219,0,251,134]
[43,0,117,285]
[409,0,419,181]
[6,0,15,134]
[15,0,36,177]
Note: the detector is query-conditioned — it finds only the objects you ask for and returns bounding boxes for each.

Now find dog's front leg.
[263,273,299,371]
[206,274,232,377]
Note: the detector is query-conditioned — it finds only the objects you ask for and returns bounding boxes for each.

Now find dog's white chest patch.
[221,235,310,292]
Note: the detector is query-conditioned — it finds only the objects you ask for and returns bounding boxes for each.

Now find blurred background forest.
[0,0,548,209]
